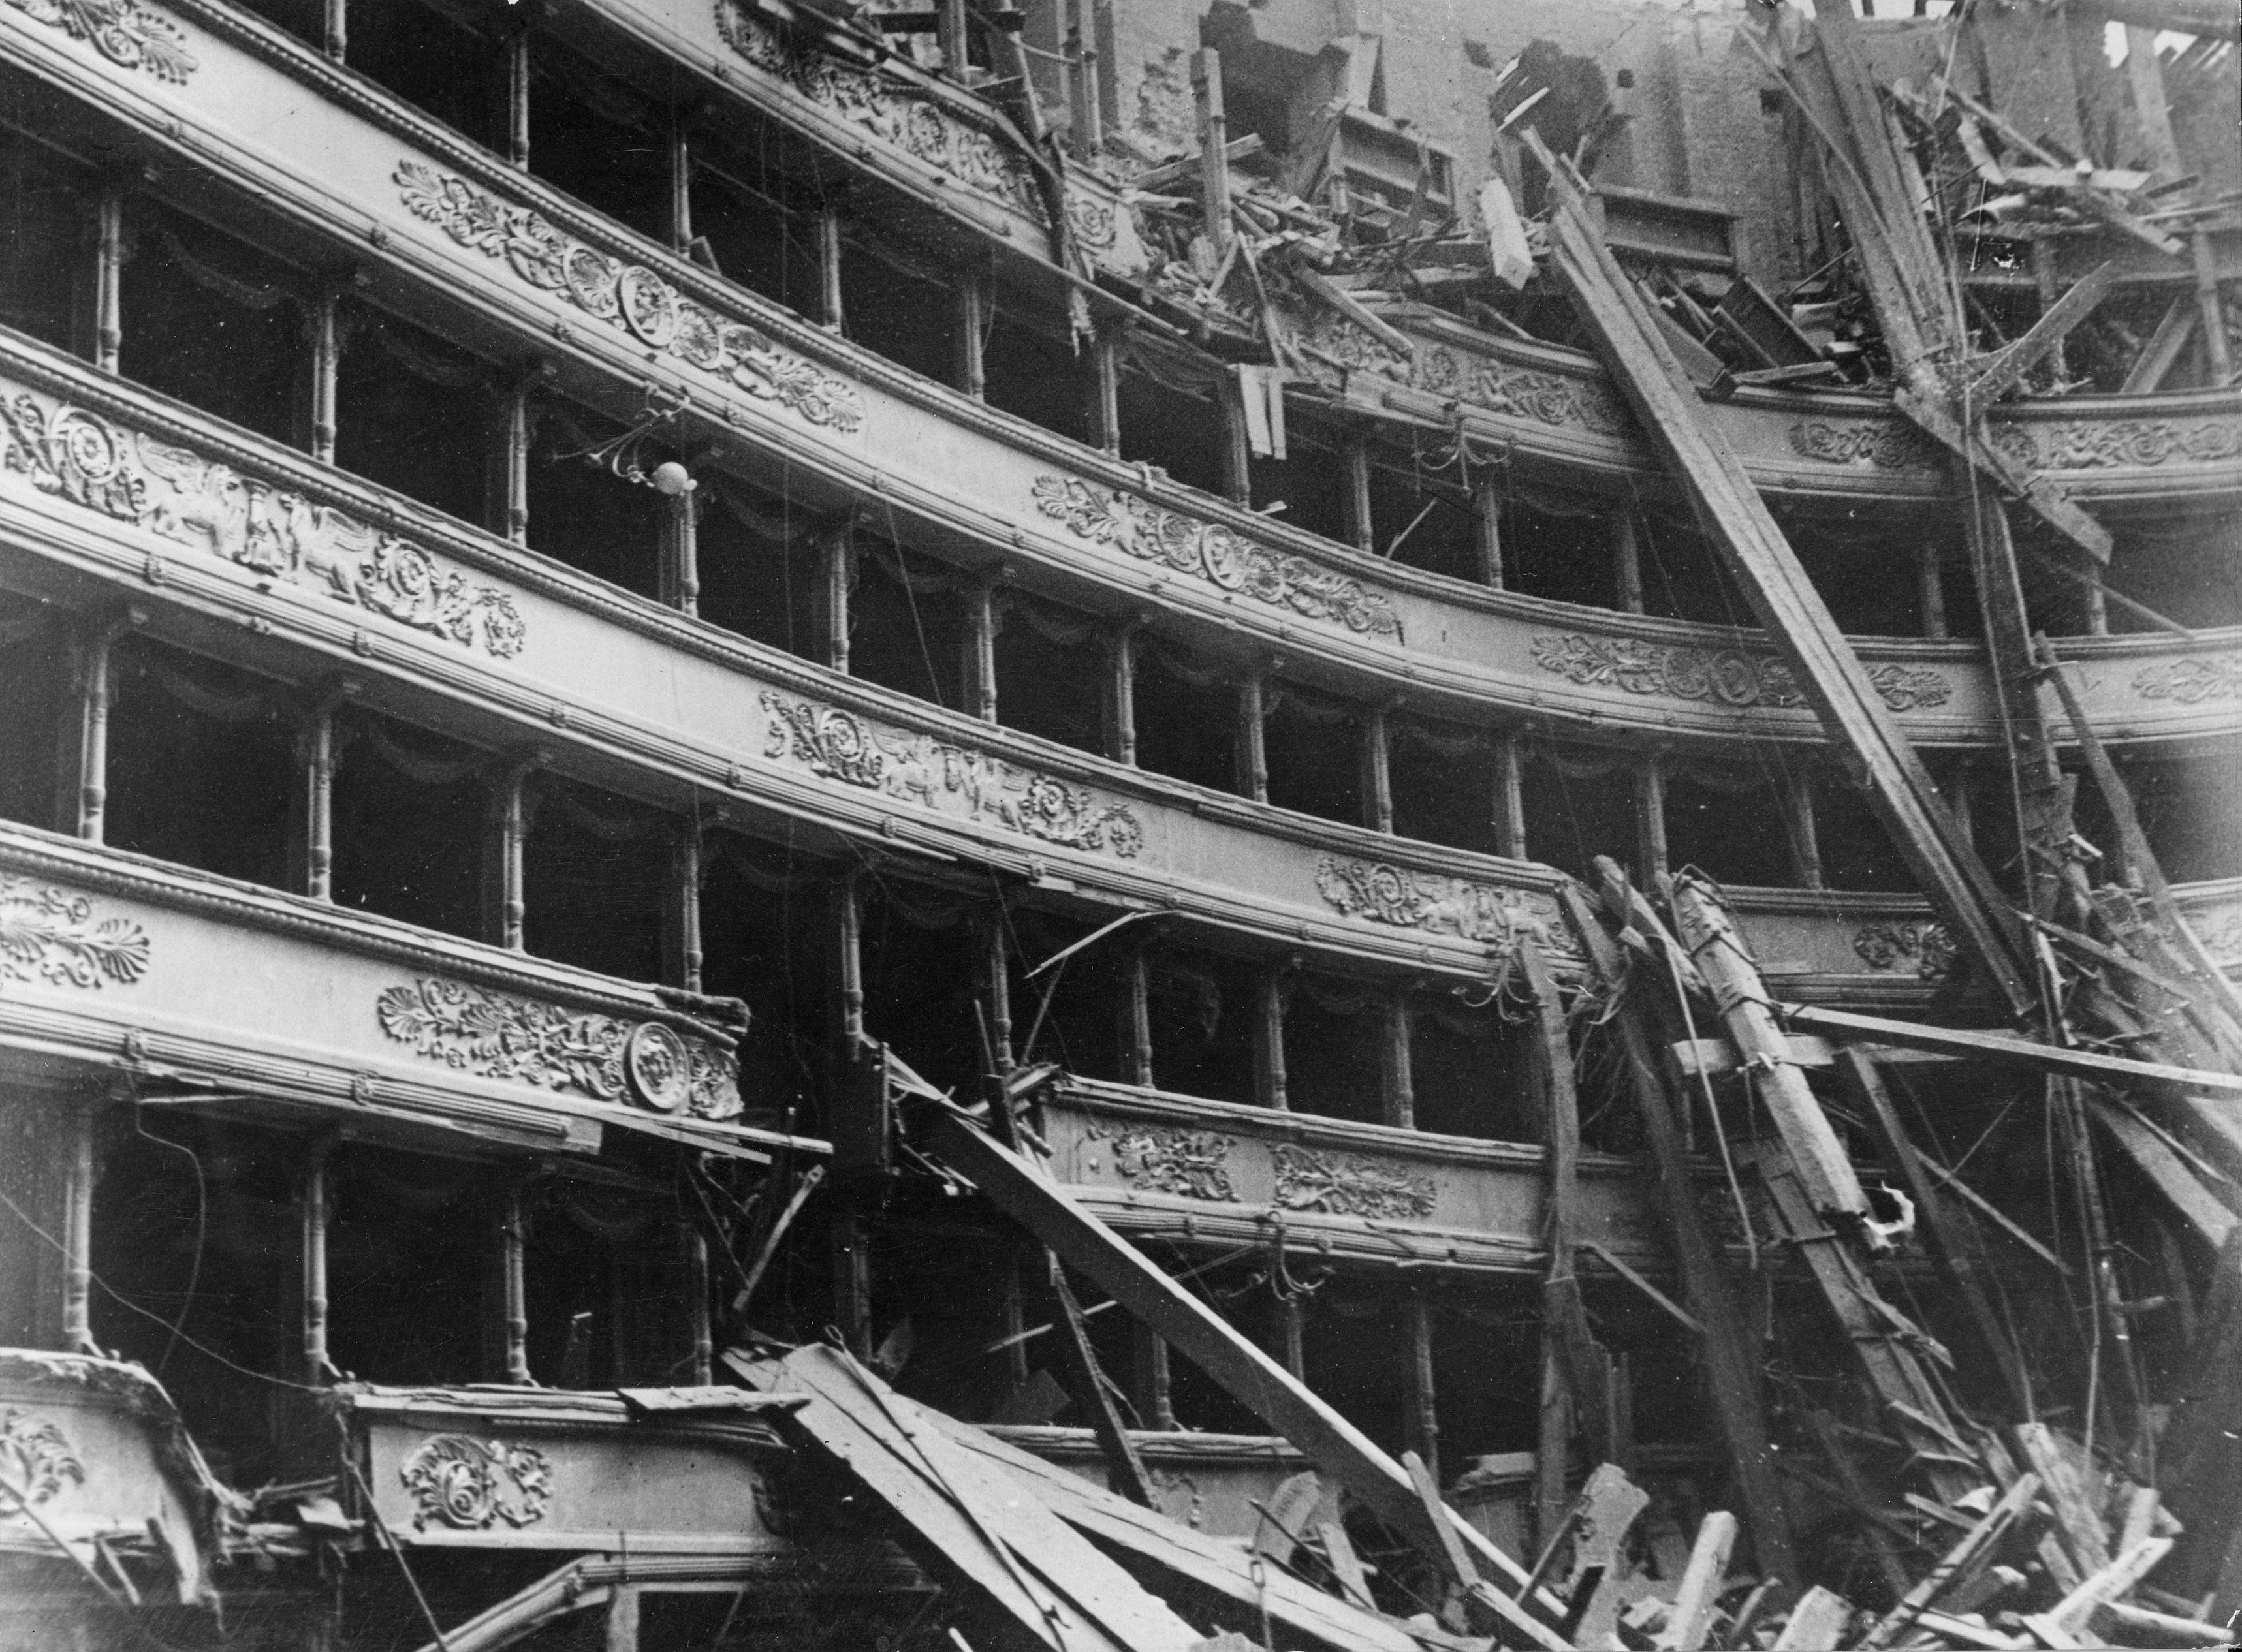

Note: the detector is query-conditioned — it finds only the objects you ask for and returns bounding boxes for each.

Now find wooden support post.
[1834,1047,2030,1414]
[2029,241,2075,386]
[1131,1320,1175,1430]
[67,614,134,843]
[483,755,541,952]
[981,909,1014,1072]
[499,1176,531,1384]
[1381,991,1414,1130]
[1788,768,1823,890]
[1234,673,1267,803]
[1254,965,1287,1110]
[834,873,864,1049]
[1610,510,1645,614]
[1278,1294,1304,1380]
[669,828,703,993]
[305,283,341,464]
[1219,377,1252,508]
[661,484,701,617]
[955,270,988,401]
[292,689,345,901]
[1344,439,1375,554]
[817,203,845,332]
[937,0,968,78]
[301,1143,332,1383]
[1123,944,1153,1089]
[1635,754,1669,886]
[321,0,344,59]
[1918,539,1946,639]
[966,579,1000,724]
[1047,1255,1157,1507]
[603,1585,640,1652]
[1066,0,1103,161]
[94,180,124,374]
[819,518,854,674]
[1541,149,2040,1018]
[666,113,693,256]
[2192,231,2231,384]
[1191,50,1231,262]
[1406,1292,1438,1488]
[503,23,531,170]
[928,1110,1571,1641]
[1475,479,1504,588]
[1361,704,1394,834]
[1103,619,1139,766]
[684,1222,712,1386]
[61,1106,95,1356]
[1558,884,1798,1583]
[1535,1337,1572,1561]
[1089,326,1122,454]
[1492,734,1527,859]
[490,372,533,544]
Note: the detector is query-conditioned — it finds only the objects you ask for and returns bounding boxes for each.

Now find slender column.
[1132,1322,1175,1430]
[94,181,125,374]
[1088,326,1122,454]
[966,580,1000,723]
[1191,50,1231,259]
[1361,704,1395,834]
[2079,565,2108,636]
[1945,765,1976,854]
[1610,510,1644,614]
[938,0,969,78]
[1066,0,1102,160]
[322,0,344,59]
[68,614,133,843]
[1535,1335,1571,1549]
[1254,965,1287,1110]
[294,691,344,901]
[1918,539,1947,638]
[1234,672,1267,803]
[1635,753,1668,884]
[1407,1293,1438,1487]
[61,1108,95,1355]
[301,1144,332,1382]
[1219,379,1251,508]
[819,517,855,674]
[1788,768,1823,890]
[670,828,704,993]
[2190,232,2230,382]
[1491,733,1527,859]
[661,482,701,616]
[484,754,542,952]
[1124,945,1154,1088]
[817,204,845,331]
[499,1177,531,1384]
[836,873,865,1044]
[305,283,342,463]
[1382,993,1415,1130]
[1103,619,1141,765]
[1278,1295,1305,1380]
[2030,240,2074,383]
[605,1587,640,1652]
[830,1206,873,1361]
[683,1223,712,1386]
[955,271,988,400]
[1002,1256,1030,1389]
[1344,439,1375,553]
[1474,478,1504,588]
[667,114,693,255]
[982,911,1014,1071]
[490,373,535,544]
[503,23,531,169]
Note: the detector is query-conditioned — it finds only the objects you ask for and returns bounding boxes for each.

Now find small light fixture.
[554,383,695,493]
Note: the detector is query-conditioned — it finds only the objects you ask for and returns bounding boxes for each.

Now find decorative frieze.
[2133,655,2241,704]
[0,385,525,657]
[1529,632,1951,713]
[400,1435,552,1531]
[1852,920,1955,980]
[1296,317,1631,438]
[759,693,1145,857]
[0,879,150,990]
[374,978,744,1119]
[1314,857,1568,957]
[5,0,196,82]
[0,1408,84,1506]
[2008,419,2242,471]
[1031,475,1402,640]
[711,1,1043,219]
[1273,1143,1435,1221]
[1788,420,1940,470]
[395,163,863,434]
[1084,1121,1237,1202]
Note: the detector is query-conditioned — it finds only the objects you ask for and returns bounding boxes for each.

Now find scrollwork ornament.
[399,1436,551,1531]
[1273,1144,1435,1220]
[0,1409,85,1506]
[1085,1122,1237,1202]
[4,0,197,82]
[1852,921,1956,980]
[1314,857,1567,957]
[0,879,150,990]
[2132,655,2242,704]
[1529,633,1950,714]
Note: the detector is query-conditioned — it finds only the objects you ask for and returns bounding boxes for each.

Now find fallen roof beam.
[1780,1004,2242,1097]
[926,1105,1573,1651]
[1965,262,2117,418]
[1537,151,2040,1018]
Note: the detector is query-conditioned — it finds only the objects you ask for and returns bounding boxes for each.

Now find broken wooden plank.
[1669,1035,1960,1079]
[2160,1228,2242,1600]
[1047,1253,1159,1510]
[2023,1536,2174,1644]
[1652,1511,1737,1652]
[1554,1463,1650,1649]
[1539,153,2039,1018]
[1558,884,1799,1585]
[1778,1004,2242,1097]
[1318,1520,1381,1618]
[2120,296,2196,392]
[2013,1423,2112,1579]
[2087,1100,2237,1250]
[924,1106,1573,1648]
[1965,263,2117,417]
[1860,1472,2042,1649]
[1770,1585,1854,1651]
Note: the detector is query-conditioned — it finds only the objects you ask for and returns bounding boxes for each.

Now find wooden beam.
[1780,1004,2242,1097]
[2119,296,2195,392]
[1557,885,1799,1586]
[1047,1254,1158,1509]
[1538,156,2038,1017]
[1859,1473,2042,1650]
[1965,263,2117,417]
[1670,1035,1960,1078]
[2087,1100,2237,1250]
[1654,1512,1737,1652]
[1771,1586,1854,1651]
[926,1108,1573,1647]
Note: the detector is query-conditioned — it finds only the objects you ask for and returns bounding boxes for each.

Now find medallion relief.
[1031,475,1402,640]
[395,163,863,435]
[1852,920,1955,980]
[759,693,1144,857]
[1530,632,1950,713]
[0,384,525,657]
[400,1435,552,1531]
[0,878,150,990]
[375,978,743,1118]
